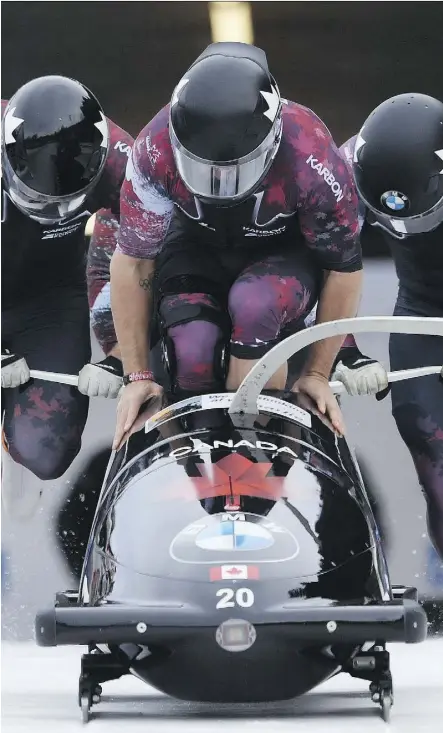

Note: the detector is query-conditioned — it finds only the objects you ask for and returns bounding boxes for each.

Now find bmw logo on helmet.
[381,191,410,212]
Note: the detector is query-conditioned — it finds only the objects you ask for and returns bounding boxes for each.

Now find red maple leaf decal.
[226,567,243,576]
[158,453,286,503]
[190,453,285,501]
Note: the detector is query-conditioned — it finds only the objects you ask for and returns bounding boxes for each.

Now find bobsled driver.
[109,42,388,450]
[341,93,443,559]
[1,75,132,490]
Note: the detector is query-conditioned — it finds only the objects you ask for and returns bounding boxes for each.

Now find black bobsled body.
[36,391,426,709]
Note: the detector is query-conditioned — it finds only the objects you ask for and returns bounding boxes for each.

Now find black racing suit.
[342,136,443,558]
[1,101,133,480]
[387,229,443,557]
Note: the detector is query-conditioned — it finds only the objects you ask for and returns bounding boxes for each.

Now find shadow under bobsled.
[36,388,427,722]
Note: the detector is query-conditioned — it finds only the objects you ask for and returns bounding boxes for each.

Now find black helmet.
[169,42,283,204]
[353,93,443,236]
[1,75,109,223]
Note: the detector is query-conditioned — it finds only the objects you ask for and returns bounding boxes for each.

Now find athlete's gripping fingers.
[113,380,163,450]
[117,380,164,446]
[78,356,123,398]
[332,345,389,397]
[318,382,344,434]
[114,385,142,450]
[321,391,345,436]
[296,391,337,434]
[1,351,30,389]
[293,373,345,436]
[125,391,165,439]
[332,359,389,397]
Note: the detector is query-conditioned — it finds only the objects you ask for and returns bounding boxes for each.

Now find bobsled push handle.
[28,365,440,396]
[329,365,442,395]
[29,369,79,387]
[229,316,443,415]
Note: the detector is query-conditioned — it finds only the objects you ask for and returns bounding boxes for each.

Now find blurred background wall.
[3,1,443,251]
[4,2,443,140]
[2,1,443,638]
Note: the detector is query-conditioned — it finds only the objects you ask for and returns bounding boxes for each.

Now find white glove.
[332,348,389,397]
[78,356,123,398]
[1,350,30,388]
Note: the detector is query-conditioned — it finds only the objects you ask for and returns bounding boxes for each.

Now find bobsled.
[35,316,443,723]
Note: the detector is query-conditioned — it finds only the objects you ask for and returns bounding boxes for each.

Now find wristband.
[123,370,155,386]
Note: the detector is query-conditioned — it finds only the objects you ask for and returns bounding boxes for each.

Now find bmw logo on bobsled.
[35,316,442,724]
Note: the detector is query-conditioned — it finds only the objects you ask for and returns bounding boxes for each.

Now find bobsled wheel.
[80,692,91,724]
[380,689,393,722]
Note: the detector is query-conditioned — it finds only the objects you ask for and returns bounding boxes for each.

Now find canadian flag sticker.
[210,565,259,581]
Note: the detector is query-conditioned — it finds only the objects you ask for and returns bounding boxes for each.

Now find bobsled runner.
[35,316,443,723]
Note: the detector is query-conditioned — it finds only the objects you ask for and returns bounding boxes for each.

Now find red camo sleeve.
[87,208,118,355]
[293,108,362,272]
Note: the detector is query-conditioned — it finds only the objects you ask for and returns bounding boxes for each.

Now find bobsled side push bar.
[230,315,443,414]
[28,316,442,399]
[29,364,442,393]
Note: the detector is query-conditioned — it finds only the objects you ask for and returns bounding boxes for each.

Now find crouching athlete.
[106,42,390,449]
[342,93,443,558]
[1,75,133,490]
[88,220,387,405]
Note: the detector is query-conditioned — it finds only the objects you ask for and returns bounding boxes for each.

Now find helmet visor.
[170,115,282,202]
[367,195,443,237]
[356,180,443,237]
[2,153,95,223]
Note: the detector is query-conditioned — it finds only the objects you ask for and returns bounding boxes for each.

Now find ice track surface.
[2,641,442,732]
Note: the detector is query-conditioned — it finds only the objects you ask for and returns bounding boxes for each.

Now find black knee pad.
[158,300,231,397]
[159,333,229,399]
[159,332,177,393]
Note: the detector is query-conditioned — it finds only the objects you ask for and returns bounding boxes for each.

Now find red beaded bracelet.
[123,370,155,386]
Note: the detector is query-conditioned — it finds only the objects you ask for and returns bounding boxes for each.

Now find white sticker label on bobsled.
[257,395,312,428]
[201,393,233,410]
[202,393,312,428]
[146,392,311,433]
[145,395,203,432]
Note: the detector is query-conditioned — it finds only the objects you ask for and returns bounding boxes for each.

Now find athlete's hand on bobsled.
[1,349,30,388]
[331,347,389,398]
[78,356,123,398]
[293,372,345,436]
[113,378,163,451]
[295,391,338,436]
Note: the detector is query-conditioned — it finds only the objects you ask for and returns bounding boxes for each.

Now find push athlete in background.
[341,93,443,558]
[108,42,388,449]
[1,76,132,508]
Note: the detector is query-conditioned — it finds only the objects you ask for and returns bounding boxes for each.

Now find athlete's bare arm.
[110,250,154,374]
[304,269,363,379]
